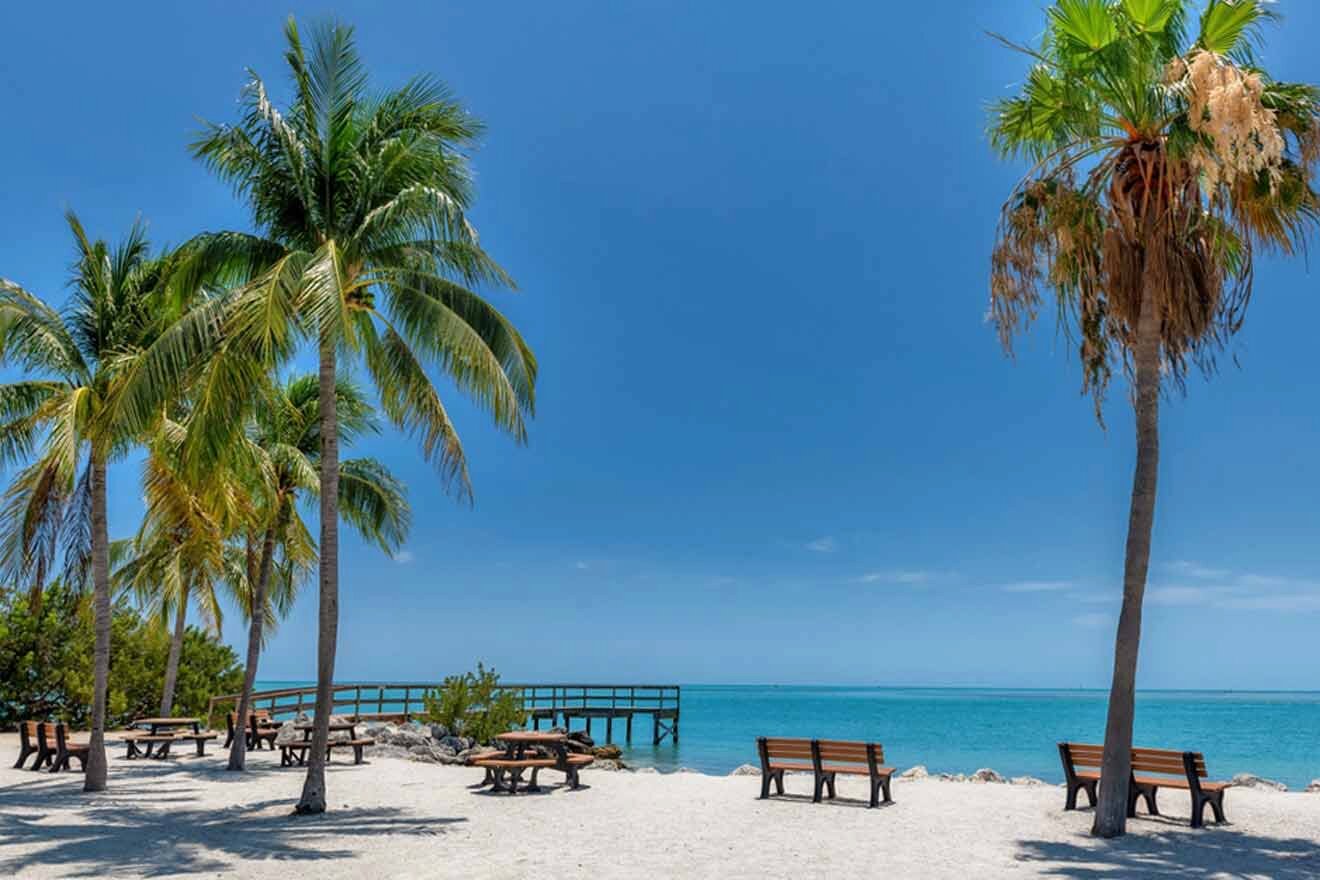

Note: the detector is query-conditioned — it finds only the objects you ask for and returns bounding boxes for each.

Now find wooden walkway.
[208,683,680,745]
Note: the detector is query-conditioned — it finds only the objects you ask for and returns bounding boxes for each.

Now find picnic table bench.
[224,711,280,749]
[123,717,219,759]
[756,737,895,808]
[472,731,595,793]
[1059,742,1230,828]
[278,721,375,766]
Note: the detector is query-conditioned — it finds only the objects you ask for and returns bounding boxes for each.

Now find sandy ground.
[2,733,1320,878]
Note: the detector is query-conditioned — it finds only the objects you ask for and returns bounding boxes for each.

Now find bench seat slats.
[1059,741,1227,828]
[757,736,894,808]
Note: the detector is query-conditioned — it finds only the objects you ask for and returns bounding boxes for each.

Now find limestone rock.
[971,768,1006,784]
[1010,776,1046,786]
[729,764,762,776]
[899,765,929,780]
[1306,780,1320,793]
[593,744,623,760]
[1230,773,1288,792]
[593,758,625,771]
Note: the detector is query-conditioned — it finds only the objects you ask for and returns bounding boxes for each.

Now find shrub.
[421,662,526,745]
[0,583,244,728]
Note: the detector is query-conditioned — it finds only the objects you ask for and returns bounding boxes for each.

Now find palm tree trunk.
[84,455,111,792]
[1092,284,1162,838]
[158,583,189,716]
[228,519,281,771]
[297,335,339,814]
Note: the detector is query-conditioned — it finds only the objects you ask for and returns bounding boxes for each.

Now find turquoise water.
[253,683,1320,789]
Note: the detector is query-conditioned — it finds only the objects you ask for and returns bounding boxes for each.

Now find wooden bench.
[44,723,88,773]
[279,738,376,767]
[14,720,44,769]
[124,732,179,759]
[757,737,895,808]
[224,711,279,749]
[1059,742,1229,828]
[249,714,280,750]
[472,756,559,793]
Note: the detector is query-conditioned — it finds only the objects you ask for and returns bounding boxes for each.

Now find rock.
[438,735,467,753]
[387,728,430,749]
[593,744,623,760]
[1230,773,1288,792]
[971,768,1006,784]
[592,759,625,771]
[634,766,659,774]
[567,731,594,749]
[899,765,929,780]
[274,721,301,746]
[1307,780,1320,793]
[363,721,394,738]
[428,723,449,740]
[327,715,354,743]
[938,773,968,783]
[729,764,762,776]
[1010,776,1046,786]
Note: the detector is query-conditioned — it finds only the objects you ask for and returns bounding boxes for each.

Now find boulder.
[971,768,1006,784]
[567,731,594,749]
[428,723,450,741]
[938,773,968,783]
[1307,780,1320,793]
[274,721,301,746]
[593,744,623,760]
[363,721,395,738]
[729,764,761,777]
[326,715,354,743]
[1230,773,1288,792]
[1010,776,1046,787]
[899,765,929,780]
[438,735,467,753]
[593,758,625,771]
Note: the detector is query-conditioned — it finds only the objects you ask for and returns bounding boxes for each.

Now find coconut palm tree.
[124,17,537,812]
[0,212,186,791]
[226,373,409,771]
[988,0,1319,837]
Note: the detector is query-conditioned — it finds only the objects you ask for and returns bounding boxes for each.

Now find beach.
[3,734,1319,879]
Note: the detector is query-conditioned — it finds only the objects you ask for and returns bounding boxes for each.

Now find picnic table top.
[496,730,566,744]
[132,717,200,726]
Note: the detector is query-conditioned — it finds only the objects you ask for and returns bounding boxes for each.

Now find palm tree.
[988,0,1319,837]
[226,373,409,771]
[0,212,185,791]
[135,17,538,812]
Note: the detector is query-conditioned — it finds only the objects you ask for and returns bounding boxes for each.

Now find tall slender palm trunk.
[84,456,111,792]
[159,583,190,716]
[229,522,281,770]
[297,336,339,814]
[1092,281,1162,838]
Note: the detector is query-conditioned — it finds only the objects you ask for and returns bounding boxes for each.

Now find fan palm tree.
[0,212,186,791]
[122,17,537,811]
[226,372,409,771]
[988,0,1319,837]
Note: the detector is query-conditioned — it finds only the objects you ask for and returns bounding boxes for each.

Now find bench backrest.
[817,739,884,766]
[22,720,39,739]
[1063,742,1207,779]
[38,722,64,748]
[760,737,813,761]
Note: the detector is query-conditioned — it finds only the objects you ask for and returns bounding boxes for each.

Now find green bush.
[421,662,526,745]
[0,583,244,729]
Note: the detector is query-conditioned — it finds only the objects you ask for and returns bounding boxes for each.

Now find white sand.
[3,733,1320,878]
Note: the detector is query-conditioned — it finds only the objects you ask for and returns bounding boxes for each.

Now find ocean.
[253,683,1320,789]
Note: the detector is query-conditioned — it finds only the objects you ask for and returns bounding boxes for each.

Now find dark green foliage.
[0,583,243,728]
[421,662,526,745]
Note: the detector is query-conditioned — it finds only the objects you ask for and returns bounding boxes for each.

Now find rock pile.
[361,720,486,765]
[1229,774,1288,792]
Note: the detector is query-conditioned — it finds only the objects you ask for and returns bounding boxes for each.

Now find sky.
[3,1,1320,690]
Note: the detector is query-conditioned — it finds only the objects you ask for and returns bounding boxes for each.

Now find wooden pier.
[208,682,680,745]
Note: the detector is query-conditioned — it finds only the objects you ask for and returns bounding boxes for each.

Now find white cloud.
[575,561,590,570]
[1002,580,1075,594]
[859,570,937,586]
[807,537,837,554]
[1072,612,1112,628]
[1167,560,1229,580]
[1147,585,1231,606]
[395,551,414,564]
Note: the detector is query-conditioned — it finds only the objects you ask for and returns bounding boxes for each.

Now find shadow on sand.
[1017,824,1320,878]
[0,761,464,877]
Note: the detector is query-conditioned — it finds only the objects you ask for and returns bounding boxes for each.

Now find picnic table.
[474,730,594,793]
[124,717,216,759]
[279,721,375,766]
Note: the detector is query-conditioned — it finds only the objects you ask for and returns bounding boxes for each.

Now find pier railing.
[206,682,680,744]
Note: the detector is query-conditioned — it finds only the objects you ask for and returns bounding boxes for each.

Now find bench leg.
[868,773,893,807]
[13,744,34,769]
[1143,786,1159,817]
[1191,791,1226,828]
[567,766,580,789]
[195,739,206,757]
[526,767,541,793]
[812,773,826,804]
[824,772,837,800]
[353,744,364,765]
[760,771,773,799]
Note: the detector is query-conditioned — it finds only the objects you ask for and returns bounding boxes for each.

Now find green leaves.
[1122,0,1177,33]
[1198,0,1269,54]
[1050,0,1118,53]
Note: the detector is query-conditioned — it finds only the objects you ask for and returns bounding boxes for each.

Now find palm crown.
[989,0,1320,411]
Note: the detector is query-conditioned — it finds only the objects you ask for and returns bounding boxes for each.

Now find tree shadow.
[1016,829,1320,878]
[0,768,465,877]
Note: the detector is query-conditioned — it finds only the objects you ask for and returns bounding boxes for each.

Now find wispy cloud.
[859,570,940,586]
[1002,580,1075,594]
[395,551,414,564]
[807,536,837,554]
[575,561,591,571]
[1072,612,1112,628]
[1167,560,1229,580]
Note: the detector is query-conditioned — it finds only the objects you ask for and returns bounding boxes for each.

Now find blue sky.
[3,1,1320,689]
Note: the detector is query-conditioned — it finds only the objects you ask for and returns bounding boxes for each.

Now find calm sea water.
[253,683,1320,789]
